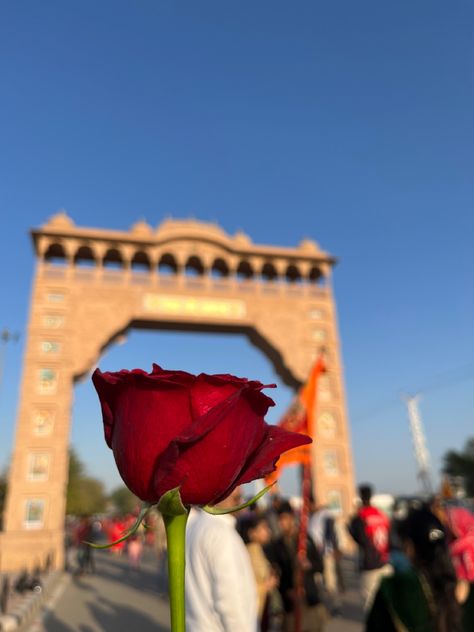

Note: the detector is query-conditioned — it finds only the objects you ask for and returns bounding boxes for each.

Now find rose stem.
[163,512,189,632]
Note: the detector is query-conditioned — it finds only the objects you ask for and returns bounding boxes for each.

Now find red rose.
[92,364,311,506]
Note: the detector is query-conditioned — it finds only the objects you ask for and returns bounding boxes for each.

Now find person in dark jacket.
[266,501,329,632]
[348,484,392,610]
[366,506,474,632]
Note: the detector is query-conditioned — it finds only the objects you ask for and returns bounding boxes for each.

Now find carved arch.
[184,255,205,276]
[74,245,96,266]
[309,265,325,284]
[158,252,178,274]
[236,260,254,279]
[72,317,302,390]
[103,247,125,268]
[261,262,278,281]
[44,242,68,263]
[210,257,230,277]
[286,263,302,283]
[131,250,152,272]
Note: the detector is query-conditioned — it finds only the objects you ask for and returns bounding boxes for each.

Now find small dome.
[298,238,319,252]
[43,210,75,229]
[130,219,153,235]
[233,230,252,246]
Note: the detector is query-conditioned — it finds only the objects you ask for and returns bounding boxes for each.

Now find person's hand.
[456,580,470,604]
[266,573,278,591]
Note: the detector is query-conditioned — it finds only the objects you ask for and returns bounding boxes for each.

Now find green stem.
[163,511,189,632]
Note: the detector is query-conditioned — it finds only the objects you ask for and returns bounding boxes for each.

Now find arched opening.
[71,324,298,508]
[286,264,302,284]
[44,243,67,265]
[74,245,96,268]
[103,248,125,270]
[184,255,204,277]
[210,258,230,278]
[236,260,254,280]
[261,262,278,281]
[158,253,178,276]
[309,266,326,285]
[131,250,151,273]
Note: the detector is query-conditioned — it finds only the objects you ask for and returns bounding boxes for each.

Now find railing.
[40,264,328,298]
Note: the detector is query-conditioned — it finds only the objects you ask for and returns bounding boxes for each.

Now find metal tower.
[404,394,433,494]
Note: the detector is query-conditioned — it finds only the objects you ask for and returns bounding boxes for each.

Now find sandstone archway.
[0,213,354,571]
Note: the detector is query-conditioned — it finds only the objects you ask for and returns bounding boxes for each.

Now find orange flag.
[265,355,326,484]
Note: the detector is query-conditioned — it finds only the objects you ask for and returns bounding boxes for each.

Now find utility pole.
[403,394,433,495]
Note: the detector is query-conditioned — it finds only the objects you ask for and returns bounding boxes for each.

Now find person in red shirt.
[348,484,392,611]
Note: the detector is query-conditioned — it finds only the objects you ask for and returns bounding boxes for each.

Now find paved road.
[30,551,170,632]
[28,550,364,632]
[326,560,364,632]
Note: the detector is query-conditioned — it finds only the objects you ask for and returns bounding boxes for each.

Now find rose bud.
[92,364,311,506]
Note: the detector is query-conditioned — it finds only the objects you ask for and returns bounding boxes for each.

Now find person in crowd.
[237,496,261,524]
[308,499,343,615]
[108,515,126,555]
[123,511,144,570]
[444,504,474,583]
[239,515,281,631]
[126,533,143,570]
[74,515,96,575]
[348,483,391,610]
[366,505,474,631]
[265,493,283,539]
[64,517,77,572]
[152,511,168,594]
[266,501,329,632]
[185,486,258,632]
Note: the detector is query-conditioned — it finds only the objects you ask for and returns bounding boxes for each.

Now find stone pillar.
[1,263,73,571]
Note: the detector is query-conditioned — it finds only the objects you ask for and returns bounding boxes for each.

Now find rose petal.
[213,424,312,502]
[153,389,271,505]
[191,373,275,418]
[112,384,193,501]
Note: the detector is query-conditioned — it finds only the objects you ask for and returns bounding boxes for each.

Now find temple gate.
[0,212,355,570]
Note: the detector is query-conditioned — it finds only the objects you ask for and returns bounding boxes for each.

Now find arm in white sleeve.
[209,527,257,632]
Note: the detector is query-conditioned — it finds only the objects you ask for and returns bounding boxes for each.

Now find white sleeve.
[208,529,257,632]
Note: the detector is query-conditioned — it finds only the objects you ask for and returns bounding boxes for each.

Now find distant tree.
[66,448,106,516]
[109,486,139,515]
[443,437,474,497]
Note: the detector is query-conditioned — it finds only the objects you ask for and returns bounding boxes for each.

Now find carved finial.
[234,230,252,246]
[43,210,75,228]
[298,238,320,252]
[130,219,153,235]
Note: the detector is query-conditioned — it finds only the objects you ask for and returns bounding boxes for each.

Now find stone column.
[2,260,74,571]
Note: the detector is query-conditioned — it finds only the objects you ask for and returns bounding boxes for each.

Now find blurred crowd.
[65,510,166,577]
[64,482,474,632]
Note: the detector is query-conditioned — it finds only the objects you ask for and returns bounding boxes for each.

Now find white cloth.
[309,508,334,553]
[361,564,393,611]
[185,508,258,632]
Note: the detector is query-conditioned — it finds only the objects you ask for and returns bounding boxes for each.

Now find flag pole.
[294,349,325,632]
[294,461,312,632]
[264,350,326,632]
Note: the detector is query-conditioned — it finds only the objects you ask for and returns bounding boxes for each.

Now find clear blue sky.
[0,1,473,497]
